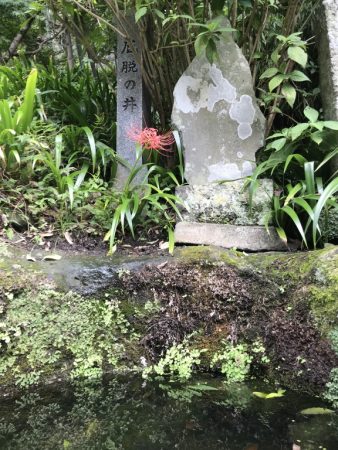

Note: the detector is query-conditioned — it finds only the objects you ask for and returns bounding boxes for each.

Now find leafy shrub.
[0,68,37,170]
[247,107,338,247]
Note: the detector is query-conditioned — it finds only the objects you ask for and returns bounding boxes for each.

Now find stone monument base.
[174,179,287,251]
[176,180,273,225]
[175,222,286,251]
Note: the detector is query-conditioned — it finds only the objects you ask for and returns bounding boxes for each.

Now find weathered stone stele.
[172,18,265,184]
[172,18,285,251]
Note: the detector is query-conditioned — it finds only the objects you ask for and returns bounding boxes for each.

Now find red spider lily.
[128,127,175,156]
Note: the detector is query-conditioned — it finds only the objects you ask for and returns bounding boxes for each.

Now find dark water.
[0,375,337,450]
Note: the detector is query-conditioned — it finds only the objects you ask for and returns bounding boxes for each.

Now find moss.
[1,240,338,396]
[0,288,143,391]
[176,245,244,268]
[307,255,338,336]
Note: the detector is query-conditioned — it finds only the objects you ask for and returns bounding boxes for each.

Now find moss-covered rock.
[0,241,338,398]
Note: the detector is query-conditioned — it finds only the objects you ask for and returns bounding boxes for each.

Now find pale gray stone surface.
[318,0,338,172]
[176,179,273,225]
[175,222,286,251]
[171,19,265,184]
[116,18,146,186]
[319,0,338,122]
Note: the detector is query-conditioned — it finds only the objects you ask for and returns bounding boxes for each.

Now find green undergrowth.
[0,289,142,389]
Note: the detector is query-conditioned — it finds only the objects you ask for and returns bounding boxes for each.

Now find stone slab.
[174,222,287,251]
[116,16,147,187]
[176,179,273,226]
[171,18,265,184]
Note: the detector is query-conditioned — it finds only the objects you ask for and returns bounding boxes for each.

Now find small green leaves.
[300,407,335,415]
[289,70,310,82]
[260,67,279,79]
[281,84,296,108]
[304,106,319,123]
[288,46,308,68]
[289,123,309,141]
[268,74,285,92]
[267,137,287,151]
[135,6,147,22]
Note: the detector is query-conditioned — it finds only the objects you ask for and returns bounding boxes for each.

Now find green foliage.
[38,62,117,145]
[142,340,204,381]
[211,342,252,383]
[272,162,338,248]
[325,368,338,409]
[0,68,37,169]
[247,107,338,247]
[260,33,309,109]
[104,144,186,255]
[211,339,269,383]
[191,17,235,64]
[0,289,136,386]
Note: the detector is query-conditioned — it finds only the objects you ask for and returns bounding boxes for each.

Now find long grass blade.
[16,68,38,132]
[312,177,338,247]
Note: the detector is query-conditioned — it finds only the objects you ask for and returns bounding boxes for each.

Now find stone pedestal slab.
[175,222,286,251]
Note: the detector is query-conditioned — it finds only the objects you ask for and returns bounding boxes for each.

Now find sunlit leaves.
[304,106,319,123]
[281,83,296,107]
[287,46,308,68]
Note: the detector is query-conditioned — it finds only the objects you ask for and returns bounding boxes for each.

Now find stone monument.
[116,18,148,186]
[172,19,285,251]
[318,0,338,241]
